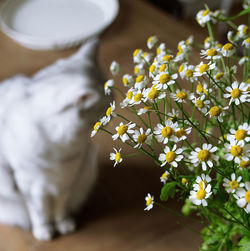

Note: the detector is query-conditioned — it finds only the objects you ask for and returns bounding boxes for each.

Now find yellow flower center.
[127,91,133,100]
[196,84,204,93]
[176,128,186,138]
[229,180,239,190]
[136,75,144,83]
[245,191,250,203]
[223,43,234,51]
[199,64,209,74]
[148,88,159,99]
[204,36,210,43]
[235,129,246,140]
[215,72,224,80]
[156,47,161,55]
[161,126,173,138]
[161,172,168,179]
[149,65,156,73]
[196,189,206,200]
[122,77,128,86]
[202,10,210,16]
[206,49,217,57]
[165,151,176,163]
[146,197,153,206]
[245,37,250,44]
[163,55,173,61]
[137,134,147,144]
[94,122,101,131]
[106,107,112,116]
[230,145,243,157]
[159,64,167,72]
[178,44,183,52]
[185,69,193,78]
[104,81,108,88]
[143,106,152,111]
[133,49,140,57]
[199,181,207,189]
[196,99,204,108]
[182,178,188,184]
[231,88,242,98]
[209,106,221,117]
[176,91,187,100]
[216,43,223,48]
[134,66,140,74]
[159,74,171,84]
[115,152,121,162]
[134,93,143,102]
[117,125,128,136]
[243,26,249,35]
[177,51,182,56]
[198,150,210,162]
[240,160,250,169]
[179,64,184,73]
[247,78,250,84]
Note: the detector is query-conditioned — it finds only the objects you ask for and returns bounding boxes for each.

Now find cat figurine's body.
[0,39,107,240]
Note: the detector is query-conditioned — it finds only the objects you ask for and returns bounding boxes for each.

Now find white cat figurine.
[0,38,107,241]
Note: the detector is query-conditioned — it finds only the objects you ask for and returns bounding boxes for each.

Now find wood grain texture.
[0,0,205,250]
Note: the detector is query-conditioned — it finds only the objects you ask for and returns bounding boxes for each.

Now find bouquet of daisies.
[91,2,250,250]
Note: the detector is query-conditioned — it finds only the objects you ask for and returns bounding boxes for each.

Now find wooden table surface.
[0,0,205,250]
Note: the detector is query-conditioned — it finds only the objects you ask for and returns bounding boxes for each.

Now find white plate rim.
[0,0,119,50]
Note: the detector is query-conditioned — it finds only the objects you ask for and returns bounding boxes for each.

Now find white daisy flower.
[224,139,250,164]
[110,61,120,75]
[183,64,197,82]
[122,74,134,87]
[110,148,123,167]
[194,61,216,77]
[224,81,249,105]
[134,63,145,75]
[189,182,212,207]
[153,72,177,90]
[171,89,190,103]
[227,123,250,145]
[206,105,228,122]
[143,85,166,102]
[156,43,167,56]
[112,122,136,142]
[239,56,249,66]
[147,35,158,49]
[91,121,103,137]
[137,106,152,115]
[189,143,218,170]
[237,24,249,39]
[144,193,154,211]
[178,63,186,79]
[161,54,174,64]
[242,37,250,49]
[160,171,170,184]
[133,49,143,63]
[149,63,159,78]
[130,89,145,106]
[223,173,244,193]
[142,52,153,64]
[167,109,180,123]
[196,82,212,96]
[204,36,212,49]
[233,182,250,214]
[196,9,213,27]
[190,94,210,114]
[221,43,236,57]
[154,120,179,144]
[213,71,225,82]
[193,173,212,191]
[175,127,192,141]
[239,159,250,169]
[104,79,114,95]
[134,75,148,90]
[133,128,152,148]
[102,101,116,126]
[158,144,184,167]
[120,88,135,108]
[200,48,221,61]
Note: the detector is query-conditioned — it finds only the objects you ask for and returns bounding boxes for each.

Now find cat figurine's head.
[26,38,108,144]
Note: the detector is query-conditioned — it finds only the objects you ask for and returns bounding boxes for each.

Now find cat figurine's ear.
[33,38,100,80]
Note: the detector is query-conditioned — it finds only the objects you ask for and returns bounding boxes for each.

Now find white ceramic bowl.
[0,0,119,50]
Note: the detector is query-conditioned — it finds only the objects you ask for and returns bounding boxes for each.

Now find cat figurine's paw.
[56,218,76,235]
[32,224,54,241]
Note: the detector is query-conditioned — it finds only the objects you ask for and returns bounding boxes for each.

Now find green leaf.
[238,236,250,251]
[160,182,177,201]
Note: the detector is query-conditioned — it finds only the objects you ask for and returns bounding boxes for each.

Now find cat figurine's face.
[0,38,108,241]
